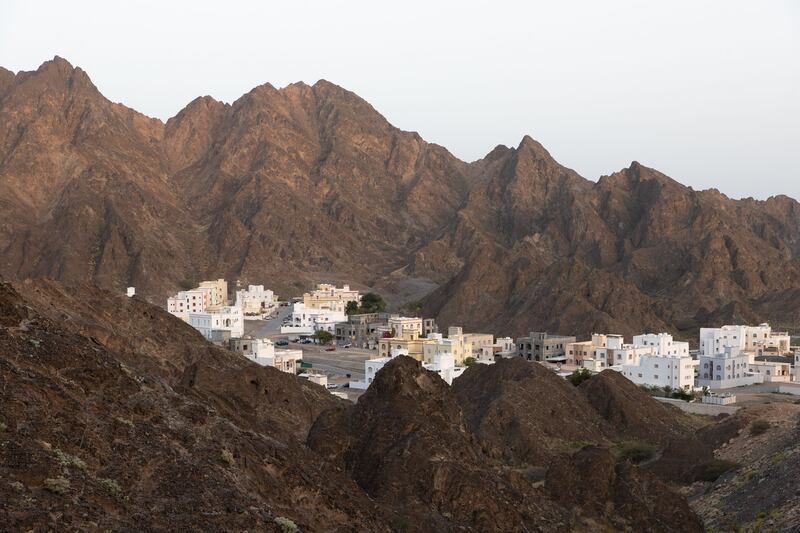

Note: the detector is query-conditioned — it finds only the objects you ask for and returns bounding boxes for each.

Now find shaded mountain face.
[3,57,800,338]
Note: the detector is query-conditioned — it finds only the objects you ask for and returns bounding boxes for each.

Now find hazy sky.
[2,1,798,199]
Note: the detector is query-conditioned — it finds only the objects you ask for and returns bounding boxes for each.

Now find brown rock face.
[453,357,613,464]
[546,446,704,532]
[307,356,569,532]
[3,57,800,337]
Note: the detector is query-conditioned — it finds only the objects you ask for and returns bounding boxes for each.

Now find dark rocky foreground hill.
[3,57,800,338]
[0,279,711,531]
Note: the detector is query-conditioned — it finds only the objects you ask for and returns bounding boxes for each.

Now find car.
[326,383,338,389]
[325,346,336,351]
[341,343,352,349]
[275,340,289,346]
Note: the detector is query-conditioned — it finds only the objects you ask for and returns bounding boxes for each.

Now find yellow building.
[378,330,431,361]
[303,283,360,314]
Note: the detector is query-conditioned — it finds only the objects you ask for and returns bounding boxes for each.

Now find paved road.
[243,305,293,338]
[296,344,375,379]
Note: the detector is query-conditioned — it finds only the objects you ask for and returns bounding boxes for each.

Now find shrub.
[615,442,657,464]
[44,477,70,495]
[98,478,121,496]
[691,459,739,482]
[464,357,476,367]
[750,420,770,436]
[274,516,298,532]
[8,481,24,492]
[0,421,6,432]
[567,368,593,387]
[671,389,693,402]
[53,449,86,470]
[221,449,235,466]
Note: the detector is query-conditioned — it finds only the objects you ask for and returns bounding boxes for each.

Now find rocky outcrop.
[546,446,704,532]
[307,356,569,532]
[453,358,612,464]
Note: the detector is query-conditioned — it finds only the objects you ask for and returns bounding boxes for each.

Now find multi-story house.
[517,332,576,362]
[303,283,360,314]
[335,312,398,348]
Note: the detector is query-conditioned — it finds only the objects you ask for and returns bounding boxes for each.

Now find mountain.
[3,57,800,338]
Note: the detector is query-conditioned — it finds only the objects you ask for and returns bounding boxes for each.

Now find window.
[654,375,659,379]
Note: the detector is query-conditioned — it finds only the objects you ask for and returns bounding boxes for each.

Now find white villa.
[697,323,792,390]
[699,323,791,357]
[618,333,695,389]
[235,284,276,317]
[228,337,301,373]
[351,347,466,389]
[281,302,346,335]
[189,305,244,342]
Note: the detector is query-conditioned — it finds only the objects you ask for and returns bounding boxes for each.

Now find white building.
[281,302,346,335]
[622,353,697,390]
[388,316,423,338]
[794,352,800,382]
[750,357,792,383]
[603,333,696,389]
[235,285,276,317]
[697,346,761,389]
[301,373,328,388]
[573,334,657,371]
[351,346,465,389]
[189,305,244,342]
[126,287,135,297]
[633,333,690,357]
[228,337,299,373]
[700,323,791,357]
[697,323,792,390]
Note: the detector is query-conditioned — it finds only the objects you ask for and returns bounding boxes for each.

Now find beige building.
[303,283,360,314]
[423,327,474,364]
[464,332,494,358]
[198,279,228,308]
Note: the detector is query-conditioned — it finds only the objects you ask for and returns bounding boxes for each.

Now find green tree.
[566,368,593,387]
[359,292,386,314]
[345,300,359,315]
[464,357,476,367]
[313,330,333,345]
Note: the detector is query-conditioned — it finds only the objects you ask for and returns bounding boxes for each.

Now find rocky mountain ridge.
[2,57,800,338]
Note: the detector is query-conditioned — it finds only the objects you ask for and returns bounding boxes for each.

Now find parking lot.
[243,314,375,402]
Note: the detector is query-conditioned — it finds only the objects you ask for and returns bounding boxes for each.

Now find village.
[154,280,800,409]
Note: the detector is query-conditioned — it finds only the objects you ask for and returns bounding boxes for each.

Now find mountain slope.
[2,57,800,338]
